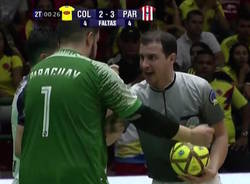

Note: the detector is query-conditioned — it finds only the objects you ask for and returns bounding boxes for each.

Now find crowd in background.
[0,0,250,178]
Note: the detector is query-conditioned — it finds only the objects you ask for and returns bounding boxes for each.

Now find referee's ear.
[168,53,176,65]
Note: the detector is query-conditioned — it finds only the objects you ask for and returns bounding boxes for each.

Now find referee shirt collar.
[150,72,176,92]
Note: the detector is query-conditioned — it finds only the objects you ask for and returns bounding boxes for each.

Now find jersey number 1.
[41,86,52,137]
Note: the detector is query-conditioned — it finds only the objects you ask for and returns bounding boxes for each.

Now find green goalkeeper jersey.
[19,49,141,184]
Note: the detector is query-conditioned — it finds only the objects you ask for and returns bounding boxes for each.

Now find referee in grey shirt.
[132,30,227,184]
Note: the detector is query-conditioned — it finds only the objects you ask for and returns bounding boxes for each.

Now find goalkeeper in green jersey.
[15,21,214,184]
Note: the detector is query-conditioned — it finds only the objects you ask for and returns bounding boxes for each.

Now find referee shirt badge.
[209,90,218,106]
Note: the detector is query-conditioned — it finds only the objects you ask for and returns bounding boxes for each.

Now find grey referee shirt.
[130,72,224,182]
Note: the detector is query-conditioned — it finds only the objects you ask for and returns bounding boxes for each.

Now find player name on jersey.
[30,67,81,79]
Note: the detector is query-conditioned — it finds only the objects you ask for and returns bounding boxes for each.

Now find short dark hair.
[190,41,211,55]
[27,28,58,65]
[140,30,177,57]
[186,10,203,22]
[195,48,215,62]
[57,20,98,45]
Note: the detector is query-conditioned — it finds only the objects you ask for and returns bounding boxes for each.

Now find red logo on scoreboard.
[140,5,155,21]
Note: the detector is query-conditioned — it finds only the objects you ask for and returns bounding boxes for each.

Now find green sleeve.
[93,61,142,118]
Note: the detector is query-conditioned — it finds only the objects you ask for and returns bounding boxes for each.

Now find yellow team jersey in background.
[187,67,196,75]
[179,0,225,32]
[0,55,23,96]
[221,35,250,63]
[211,79,247,144]
[222,65,238,84]
[25,19,34,40]
[59,6,75,21]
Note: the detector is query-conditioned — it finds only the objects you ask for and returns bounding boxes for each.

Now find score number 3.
[41,86,52,138]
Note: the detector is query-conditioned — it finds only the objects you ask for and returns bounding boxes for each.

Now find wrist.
[207,164,218,176]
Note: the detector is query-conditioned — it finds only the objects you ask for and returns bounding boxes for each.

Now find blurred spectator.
[222,43,250,99]
[179,0,230,32]
[221,0,240,28]
[176,10,224,72]
[108,27,143,84]
[221,0,240,19]
[160,0,185,38]
[0,28,23,98]
[187,41,211,74]
[25,0,56,40]
[221,11,250,62]
[0,0,28,24]
[194,48,250,173]
[162,0,182,25]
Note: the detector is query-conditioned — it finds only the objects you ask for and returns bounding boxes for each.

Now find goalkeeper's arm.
[127,105,214,146]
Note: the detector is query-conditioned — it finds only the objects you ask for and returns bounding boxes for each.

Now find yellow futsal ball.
[170,142,210,176]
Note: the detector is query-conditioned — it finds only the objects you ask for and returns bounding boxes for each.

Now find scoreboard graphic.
[33,5,156,27]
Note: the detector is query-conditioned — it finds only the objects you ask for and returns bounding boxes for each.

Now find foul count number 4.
[127,20,132,26]
[83,20,88,27]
